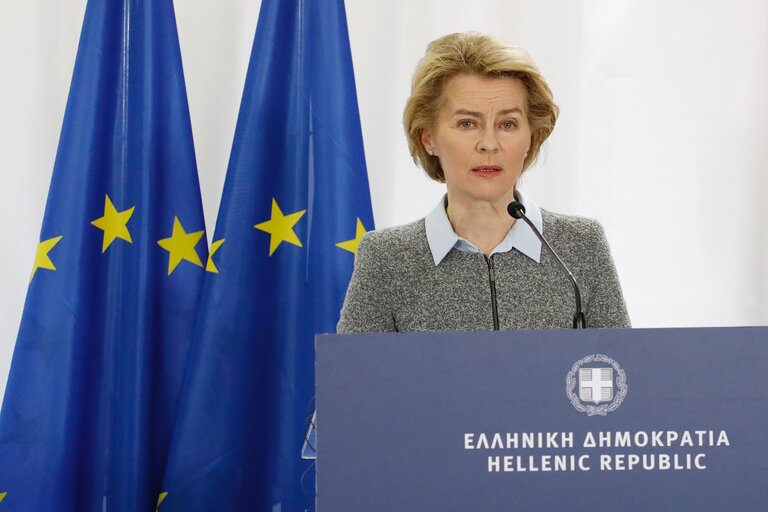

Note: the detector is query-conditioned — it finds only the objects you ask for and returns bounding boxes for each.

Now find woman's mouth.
[472,165,502,176]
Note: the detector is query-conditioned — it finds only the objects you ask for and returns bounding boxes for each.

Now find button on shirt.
[423,190,543,266]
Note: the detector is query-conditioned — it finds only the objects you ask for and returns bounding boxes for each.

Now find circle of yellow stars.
[30,195,368,280]
[254,199,307,256]
[156,216,205,275]
[254,197,367,258]
[156,491,168,511]
[90,195,135,253]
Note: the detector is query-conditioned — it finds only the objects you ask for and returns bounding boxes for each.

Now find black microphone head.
[507,201,526,219]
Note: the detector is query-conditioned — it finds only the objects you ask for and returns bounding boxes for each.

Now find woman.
[338,32,630,333]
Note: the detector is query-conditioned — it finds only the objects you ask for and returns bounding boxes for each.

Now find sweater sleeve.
[336,232,397,333]
[584,221,631,328]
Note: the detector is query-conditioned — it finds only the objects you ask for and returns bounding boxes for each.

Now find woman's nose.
[477,126,500,153]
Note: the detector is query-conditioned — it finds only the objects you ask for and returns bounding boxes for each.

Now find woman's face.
[422,74,531,208]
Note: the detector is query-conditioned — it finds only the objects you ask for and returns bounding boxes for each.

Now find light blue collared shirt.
[424,190,543,266]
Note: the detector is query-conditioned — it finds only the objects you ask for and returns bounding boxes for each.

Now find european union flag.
[0,0,206,510]
[160,0,373,510]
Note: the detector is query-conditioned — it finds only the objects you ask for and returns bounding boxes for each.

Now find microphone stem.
[516,214,586,329]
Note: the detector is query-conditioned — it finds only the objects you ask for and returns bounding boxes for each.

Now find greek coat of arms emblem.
[566,354,627,416]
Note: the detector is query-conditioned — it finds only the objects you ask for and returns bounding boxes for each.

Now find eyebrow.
[452,108,524,117]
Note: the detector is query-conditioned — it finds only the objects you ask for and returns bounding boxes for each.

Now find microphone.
[507,201,586,329]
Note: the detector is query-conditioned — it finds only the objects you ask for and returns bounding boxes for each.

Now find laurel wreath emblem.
[566,354,627,416]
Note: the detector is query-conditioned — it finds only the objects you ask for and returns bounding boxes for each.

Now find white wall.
[1,0,766,398]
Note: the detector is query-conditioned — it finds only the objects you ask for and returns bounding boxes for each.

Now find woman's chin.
[461,191,516,208]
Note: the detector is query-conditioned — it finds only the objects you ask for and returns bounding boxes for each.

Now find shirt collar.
[424,189,543,266]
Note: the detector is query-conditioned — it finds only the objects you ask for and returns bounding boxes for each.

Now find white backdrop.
[1,0,766,398]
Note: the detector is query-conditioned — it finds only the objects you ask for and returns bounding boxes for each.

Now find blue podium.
[316,327,768,511]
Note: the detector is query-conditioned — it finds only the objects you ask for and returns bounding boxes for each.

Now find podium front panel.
[316,327,768,511]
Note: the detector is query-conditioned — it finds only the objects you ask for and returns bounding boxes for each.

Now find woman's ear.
[421,129,435,156]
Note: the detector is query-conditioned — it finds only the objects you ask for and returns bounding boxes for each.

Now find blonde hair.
[403,32,559,182]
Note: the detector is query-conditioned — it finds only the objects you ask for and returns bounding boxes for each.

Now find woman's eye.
[502,120,516,129]
[459,120,474,129]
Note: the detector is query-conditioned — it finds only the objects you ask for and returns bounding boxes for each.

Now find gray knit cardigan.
[337,209,630,333]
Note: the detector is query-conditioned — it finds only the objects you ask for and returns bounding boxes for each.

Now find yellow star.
[156,491,168,511]
[254,199,306,256]
[31,235,63,282]
[0,491,6,502]
[335,218,368,255]
[157,217,205,275]
[206,239,225,273]
[90,194,135,252]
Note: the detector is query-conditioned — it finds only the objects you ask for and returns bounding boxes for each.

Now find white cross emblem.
[579,368,613,404]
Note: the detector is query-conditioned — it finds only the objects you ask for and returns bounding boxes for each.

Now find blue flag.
[160,0,374,510]
[0,0,206,510]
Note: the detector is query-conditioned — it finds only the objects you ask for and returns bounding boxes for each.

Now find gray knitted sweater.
[337,209,630,333]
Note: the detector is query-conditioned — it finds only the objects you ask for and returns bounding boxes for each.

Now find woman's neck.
[445,194,516,255]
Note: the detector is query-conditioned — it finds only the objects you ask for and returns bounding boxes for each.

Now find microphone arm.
[507,201,586,329]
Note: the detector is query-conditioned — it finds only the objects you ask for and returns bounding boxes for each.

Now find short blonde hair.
[404,32,559,182]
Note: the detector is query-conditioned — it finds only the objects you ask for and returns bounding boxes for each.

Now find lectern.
[316,327,768,511]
